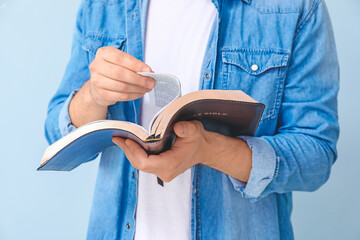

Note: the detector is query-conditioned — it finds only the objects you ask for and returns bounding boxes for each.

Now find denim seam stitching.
[221,49,289,122]
[85,33,127,40]
[246,2,300,15]
[221,50,290,74]
[222,56,229,90]
[221,48,290,55]
[223,61,288,75]
[196,166,201,240]
[253,7,299,15]
[295,0,322,37]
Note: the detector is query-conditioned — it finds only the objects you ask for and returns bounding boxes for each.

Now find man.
[45,0,339,239]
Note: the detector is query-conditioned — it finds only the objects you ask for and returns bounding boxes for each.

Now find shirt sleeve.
[58,90,78,137]
[228,136,280,200]
[228,0,339,202]
[45,2,90,144]
[58,90,113,137]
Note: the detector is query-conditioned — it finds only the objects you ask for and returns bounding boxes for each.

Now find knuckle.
[116,48,124,56]
[195,120,204,129]
[89,62,97,72]
[96,47,105,56]
[192,120,203,133]
[115,51,124,65]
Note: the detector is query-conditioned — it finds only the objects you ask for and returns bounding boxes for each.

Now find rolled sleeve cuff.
[228,136,280,202]
[58,90,112,137]
[59,90,78,137]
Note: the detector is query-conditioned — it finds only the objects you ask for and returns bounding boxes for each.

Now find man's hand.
[69,47,155,127]
[113,121,253,183]
[113,121,208,182]
[88,47,155,107]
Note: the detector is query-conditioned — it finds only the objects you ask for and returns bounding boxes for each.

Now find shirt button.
[126,223,131,229]
[132,12,138,19]
[251,64,259,72]
[205,73,211,79]
[194,188,197,194]
[132,172,136,178]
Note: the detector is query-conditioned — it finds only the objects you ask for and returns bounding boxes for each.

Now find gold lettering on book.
[192,112,229,117]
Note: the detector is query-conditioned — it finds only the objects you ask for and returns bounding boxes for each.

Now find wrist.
[85,81,108,111]
[200,131,252,183]
[199,130,222,167]
[69,80,108,127]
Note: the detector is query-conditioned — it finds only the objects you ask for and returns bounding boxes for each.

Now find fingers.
[91,71,152,94]
[124,138,149,160]
[112,137,149,170]
[97,46,152,72]
[112,137,182,182]
[123,139,188,183]
[173,120,204,139]
[88,47,156,106]
[112,137,127,149]
[90,62,155,90]
[90,84,144,106]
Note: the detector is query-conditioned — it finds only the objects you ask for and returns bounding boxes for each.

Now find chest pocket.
[82,34,127,63]
[222,49,289,121]
[81,34,129,119]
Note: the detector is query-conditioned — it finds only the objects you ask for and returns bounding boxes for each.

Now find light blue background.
[0,0,359,239]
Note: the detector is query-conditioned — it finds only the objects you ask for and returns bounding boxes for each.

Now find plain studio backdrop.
[0,0,359,239]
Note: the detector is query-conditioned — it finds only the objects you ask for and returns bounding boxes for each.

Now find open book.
[38,73,264,172]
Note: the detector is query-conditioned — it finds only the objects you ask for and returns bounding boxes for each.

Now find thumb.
[174,121,202,138]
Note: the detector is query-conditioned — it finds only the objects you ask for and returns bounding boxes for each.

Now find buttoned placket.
[191,1,222,239]
[123,0,144,239]
[131,0,222,239]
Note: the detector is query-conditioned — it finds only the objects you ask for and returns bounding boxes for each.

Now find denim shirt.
[45,0,339,239]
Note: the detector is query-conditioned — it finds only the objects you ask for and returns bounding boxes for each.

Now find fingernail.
[147,79,155,89]
[142,66,152,72]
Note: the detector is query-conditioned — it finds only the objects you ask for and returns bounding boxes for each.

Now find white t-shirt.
[135,0,216,239]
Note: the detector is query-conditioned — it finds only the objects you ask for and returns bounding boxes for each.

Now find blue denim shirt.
[45,0,339,239]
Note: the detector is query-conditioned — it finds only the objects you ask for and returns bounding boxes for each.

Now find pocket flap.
[82,34,126,56]
[222,49,289,75]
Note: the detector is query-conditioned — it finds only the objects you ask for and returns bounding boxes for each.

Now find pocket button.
[251,64,259,72]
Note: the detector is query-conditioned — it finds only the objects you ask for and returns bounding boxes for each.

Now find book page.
[138,72,181,107]
[138,72,182,133]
